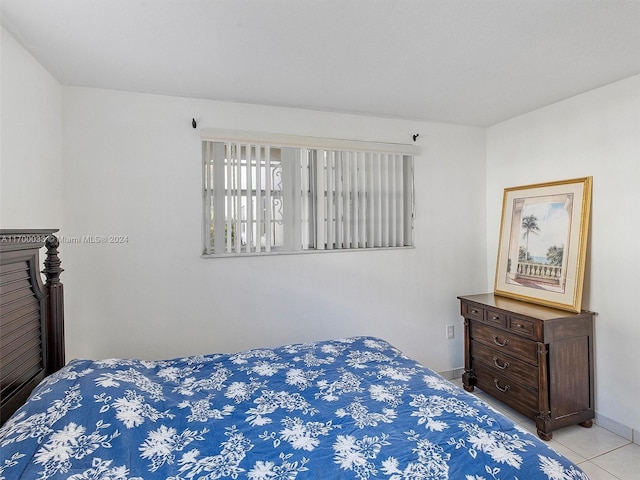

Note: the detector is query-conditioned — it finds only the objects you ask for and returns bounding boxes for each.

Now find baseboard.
[438,367,465,381]
[596,412,639,445]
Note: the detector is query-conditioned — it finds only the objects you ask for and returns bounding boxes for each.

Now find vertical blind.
[203,139,414,255]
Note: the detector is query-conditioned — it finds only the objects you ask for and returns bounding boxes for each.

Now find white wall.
[486,74,640,438]
[61,87,487,373]
[0,27,63,227]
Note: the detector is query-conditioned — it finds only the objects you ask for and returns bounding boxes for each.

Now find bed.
[0,230,589,479]
[0,229,64,427]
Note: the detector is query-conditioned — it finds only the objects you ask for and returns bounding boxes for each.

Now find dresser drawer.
[471,341,538,387]
[462,302,483,321]
[475,364,538,418]
[485,309,507,328]
[470,321,538,365]
[508,316,536,339]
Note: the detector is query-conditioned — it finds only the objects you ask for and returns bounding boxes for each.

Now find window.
[202,131,415,256]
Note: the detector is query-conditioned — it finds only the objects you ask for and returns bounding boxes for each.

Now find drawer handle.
[514,323,524,328]
[492,335,510,347]
[493,379,510,392]
[471,309,479,314]
[493,357,510,370]
[491,315,500,321]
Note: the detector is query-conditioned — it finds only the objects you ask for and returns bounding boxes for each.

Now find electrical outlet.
[446,324,455,339]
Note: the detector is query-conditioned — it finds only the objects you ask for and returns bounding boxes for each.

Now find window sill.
[201,245,415,259]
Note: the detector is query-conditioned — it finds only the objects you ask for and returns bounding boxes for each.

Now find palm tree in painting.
[521,214,540,262]
[546,245,564,266]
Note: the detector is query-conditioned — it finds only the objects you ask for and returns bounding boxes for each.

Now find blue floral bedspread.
[0,336,588,479]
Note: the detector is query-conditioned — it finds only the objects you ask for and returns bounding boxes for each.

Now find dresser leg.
[536,428,553,441]
[462,370,476,392]
[580,420,593,428]
[536,412,552,441]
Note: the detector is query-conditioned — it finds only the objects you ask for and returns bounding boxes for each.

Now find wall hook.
[412,133,420,142]
[192,118,197,129]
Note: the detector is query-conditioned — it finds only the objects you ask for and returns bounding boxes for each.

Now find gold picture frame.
[494,177,592,312]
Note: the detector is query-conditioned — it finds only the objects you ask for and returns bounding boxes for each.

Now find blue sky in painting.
[520,200,569,260]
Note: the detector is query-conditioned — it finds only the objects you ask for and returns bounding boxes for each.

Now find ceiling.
[2,0,639,127]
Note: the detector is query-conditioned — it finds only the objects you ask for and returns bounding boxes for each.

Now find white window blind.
[202,133,415,256]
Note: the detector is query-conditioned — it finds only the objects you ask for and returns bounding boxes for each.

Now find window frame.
[202,129,418,257]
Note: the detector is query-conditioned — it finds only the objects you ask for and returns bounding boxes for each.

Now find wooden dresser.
[458,293,595,440]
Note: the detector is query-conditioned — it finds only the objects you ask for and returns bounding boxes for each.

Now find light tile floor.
[450,377,640,479]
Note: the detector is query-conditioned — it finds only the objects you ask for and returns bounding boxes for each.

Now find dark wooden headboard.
[0,229,65,426]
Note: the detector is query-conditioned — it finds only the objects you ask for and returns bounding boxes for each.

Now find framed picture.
[494,177,592,313]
